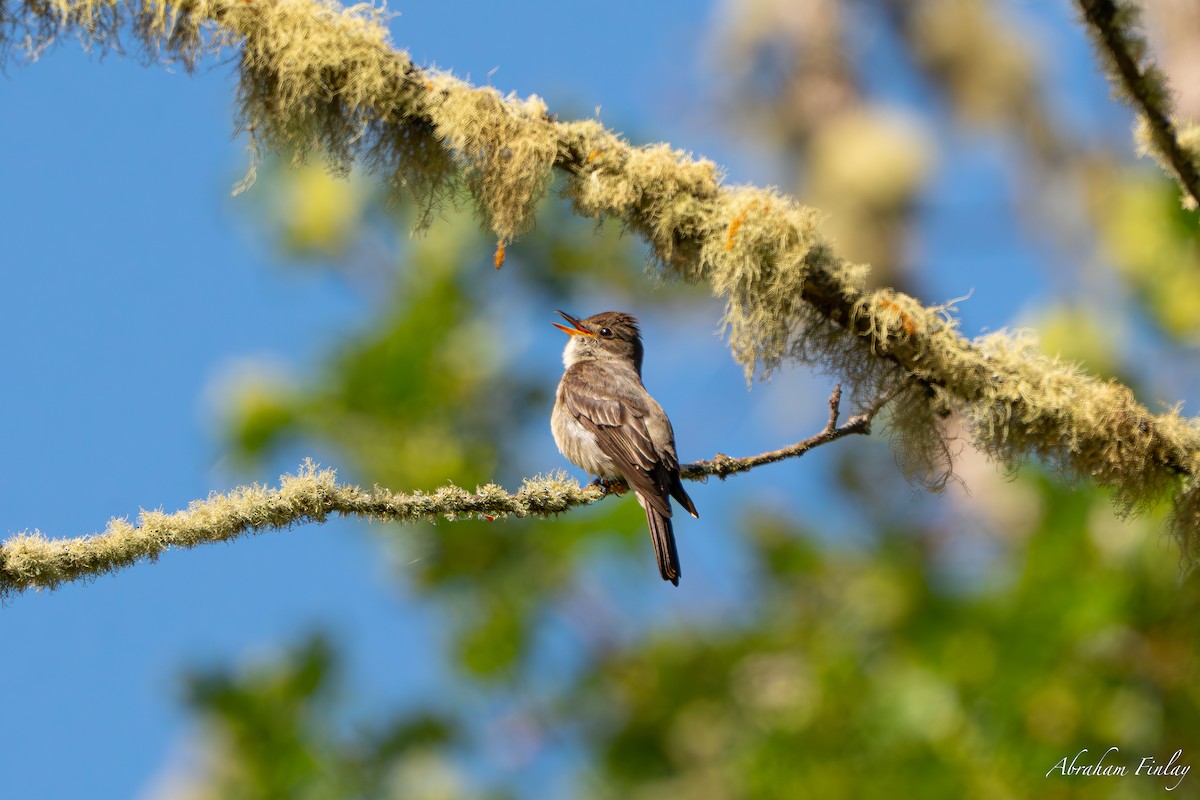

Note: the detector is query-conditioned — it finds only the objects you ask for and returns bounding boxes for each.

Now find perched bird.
[551,310,699,585]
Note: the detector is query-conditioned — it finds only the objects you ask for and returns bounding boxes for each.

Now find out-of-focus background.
[3,0,1200,797]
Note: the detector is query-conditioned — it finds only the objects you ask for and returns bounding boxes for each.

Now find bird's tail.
[670,481,699,519]
[644,502,681,586]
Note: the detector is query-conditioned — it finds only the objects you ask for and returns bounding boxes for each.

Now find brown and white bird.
[551,310,698,585]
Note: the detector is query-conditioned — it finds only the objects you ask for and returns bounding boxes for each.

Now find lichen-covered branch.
[0,461,592,597]
[3,0,1200,543]
[0,386,885,596]
[1075,0,1200,210]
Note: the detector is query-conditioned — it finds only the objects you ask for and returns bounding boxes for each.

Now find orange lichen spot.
[879,297,917,337]
[725,201,759,251]
[586,149,602,164]
[725,213,746,251]
[494,240,506,270]
[423,80,434,91]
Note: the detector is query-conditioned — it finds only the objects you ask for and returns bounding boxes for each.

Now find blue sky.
[0,1,1137,796]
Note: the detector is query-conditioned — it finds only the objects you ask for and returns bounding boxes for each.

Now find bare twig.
[680,381,910,481]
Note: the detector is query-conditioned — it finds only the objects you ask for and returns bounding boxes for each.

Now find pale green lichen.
[424,80,557,241]
[964,332,1194,516]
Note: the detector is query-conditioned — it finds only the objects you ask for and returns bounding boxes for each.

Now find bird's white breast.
[551,385,620,479]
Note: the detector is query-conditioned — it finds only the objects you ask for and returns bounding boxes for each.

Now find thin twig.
[680,380,910,481]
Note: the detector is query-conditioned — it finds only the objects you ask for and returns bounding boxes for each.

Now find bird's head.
[554,310,644,375]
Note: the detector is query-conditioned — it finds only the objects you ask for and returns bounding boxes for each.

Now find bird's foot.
[590,477,627,496]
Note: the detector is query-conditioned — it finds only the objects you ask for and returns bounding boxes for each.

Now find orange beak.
[553,310,595,337]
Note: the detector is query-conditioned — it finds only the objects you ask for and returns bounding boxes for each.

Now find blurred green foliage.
[1087,169,1200,343]
[180,636,479,800]
[582,477,1199,800]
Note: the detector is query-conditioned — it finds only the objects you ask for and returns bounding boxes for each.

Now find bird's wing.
[561,370,674,518]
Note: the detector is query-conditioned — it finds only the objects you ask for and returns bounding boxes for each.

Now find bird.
[551,310,699,586]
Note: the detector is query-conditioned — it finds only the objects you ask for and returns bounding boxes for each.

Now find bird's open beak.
[553,310,595,337]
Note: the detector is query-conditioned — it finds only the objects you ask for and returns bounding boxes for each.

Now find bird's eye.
[599,327,613,338]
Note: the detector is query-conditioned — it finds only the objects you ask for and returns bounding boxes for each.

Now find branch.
[3,0,1200,537]
[681,381,904,481]
[1076,0,1200,209]
[0,386,897,596]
